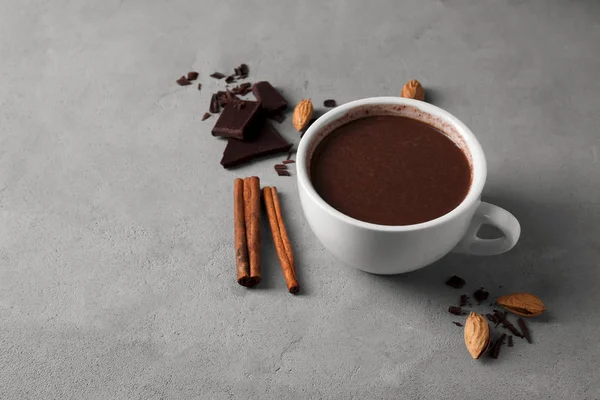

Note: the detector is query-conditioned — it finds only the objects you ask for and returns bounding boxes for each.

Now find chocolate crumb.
[518,318,532,343]
[187,71,199,81]
[197,83,202,91]
[176,76,191,86]
[282,160,295,164]
[277,170,291,177]
[473,289,489,304]
[225,75,236,84]
[209,94,220,113]
[445,275,466,289]
[239,63,249,78]
[452,322,463,327]
[202,112,211,121]
[210,72,226,79]
[448,306,463,316]
[459,294,469,307]
[491,333,507,359]
[508,335,514,347]
[274,164,287,170]
[323,99,337,107]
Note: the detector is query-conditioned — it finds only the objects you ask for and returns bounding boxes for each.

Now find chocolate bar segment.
[211,100,262,140]
[252,81,287,115]
[221,121,292,168]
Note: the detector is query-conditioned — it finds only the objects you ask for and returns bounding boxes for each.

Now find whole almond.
[401,79,425,101]
[464,312,490,359]
[292,99,314,132]
[497,293,546,317]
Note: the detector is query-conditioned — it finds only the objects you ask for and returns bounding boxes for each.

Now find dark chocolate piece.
[277,170,291,176]
[232,82,252,96]
[491,333,506,359]
[282,160,295,164]
[212,100,262,140]
[485,313,497,325]
[518,318,532,343]
[187,71,199,81]
[197,83,202,91]
[209,94,220,114]
[274,164,287,169]
[473,288,489,304]
[459,294,469,307]
[210,72,226,79]
[508,335,514,347]
[202,112,211,121]
[323,99,337,107]
[452,321,463,327]
[225,75,236,84]
[252,81,288,115]
[448,306,462,316]
[221,121,293,169]
[239,63,249,78]
[494,311,524,338]
[445,275,466,289]
[176,76,191,86]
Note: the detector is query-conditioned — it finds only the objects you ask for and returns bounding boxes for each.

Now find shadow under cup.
[295,97,492,274]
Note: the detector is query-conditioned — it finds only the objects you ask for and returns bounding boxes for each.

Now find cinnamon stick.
[244,176,261,285]
[234,178,251,286]
[263,186,299,294]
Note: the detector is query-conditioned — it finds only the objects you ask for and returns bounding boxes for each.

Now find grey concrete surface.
[1,0,599,399]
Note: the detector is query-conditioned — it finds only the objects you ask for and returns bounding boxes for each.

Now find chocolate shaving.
[473,288,489,304]
[187,71,199,81]
[176,76,191,86]
[286,150,293,160]
[274,164,287,170]
[448,306,463,316]
[202,112,211,121]
[452,321,463,327]
[282,160,295,164]
[485,313,497,325]
[494,310,523,337]
[209,94,220,113]
[323,99,337,107]
[232,82,252,96]
[459,294,469,307]
[225,75,236,84]
[277,170,291,176]
[508,335,514,347]
[445,275,466,289]
[197,83,202,91]
[518,318,532,343]
[491,333,507,359]
[210,72,226,79]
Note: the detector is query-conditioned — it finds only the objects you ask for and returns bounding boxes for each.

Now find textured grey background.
[1,0,599,399]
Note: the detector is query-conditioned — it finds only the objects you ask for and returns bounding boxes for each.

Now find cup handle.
[453,201,521,256]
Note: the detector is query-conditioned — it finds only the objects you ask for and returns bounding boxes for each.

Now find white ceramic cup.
[296,97,521,274]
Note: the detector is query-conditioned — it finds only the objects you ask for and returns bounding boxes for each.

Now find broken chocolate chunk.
[491,333,506,359]
[239,63,249,78]
[518,318,532,343]
[323,99,337,107]
[232,82,252,96]
[448,306,463,316]
[277,170,291,176]
[225,75,236,84]
[274,164,287,170]
[202,112,211,121]
[211,100,262,140]
[452,321,464,327]
[282,160,295,164]
[445,275,466,289]
[210,72,226,79]
[459,294,469,307]
[187,71,199,81]
[176,76,191,86]
[252,81,288,115]
[220,121,292,169]
[209,94,220,114]
[508,335,514,347]
[473,288,489,304]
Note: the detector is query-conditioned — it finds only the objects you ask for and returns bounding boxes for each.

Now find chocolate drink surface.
[310,115,471,226]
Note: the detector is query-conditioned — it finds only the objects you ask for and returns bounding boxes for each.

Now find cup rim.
[296,96,487,232]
